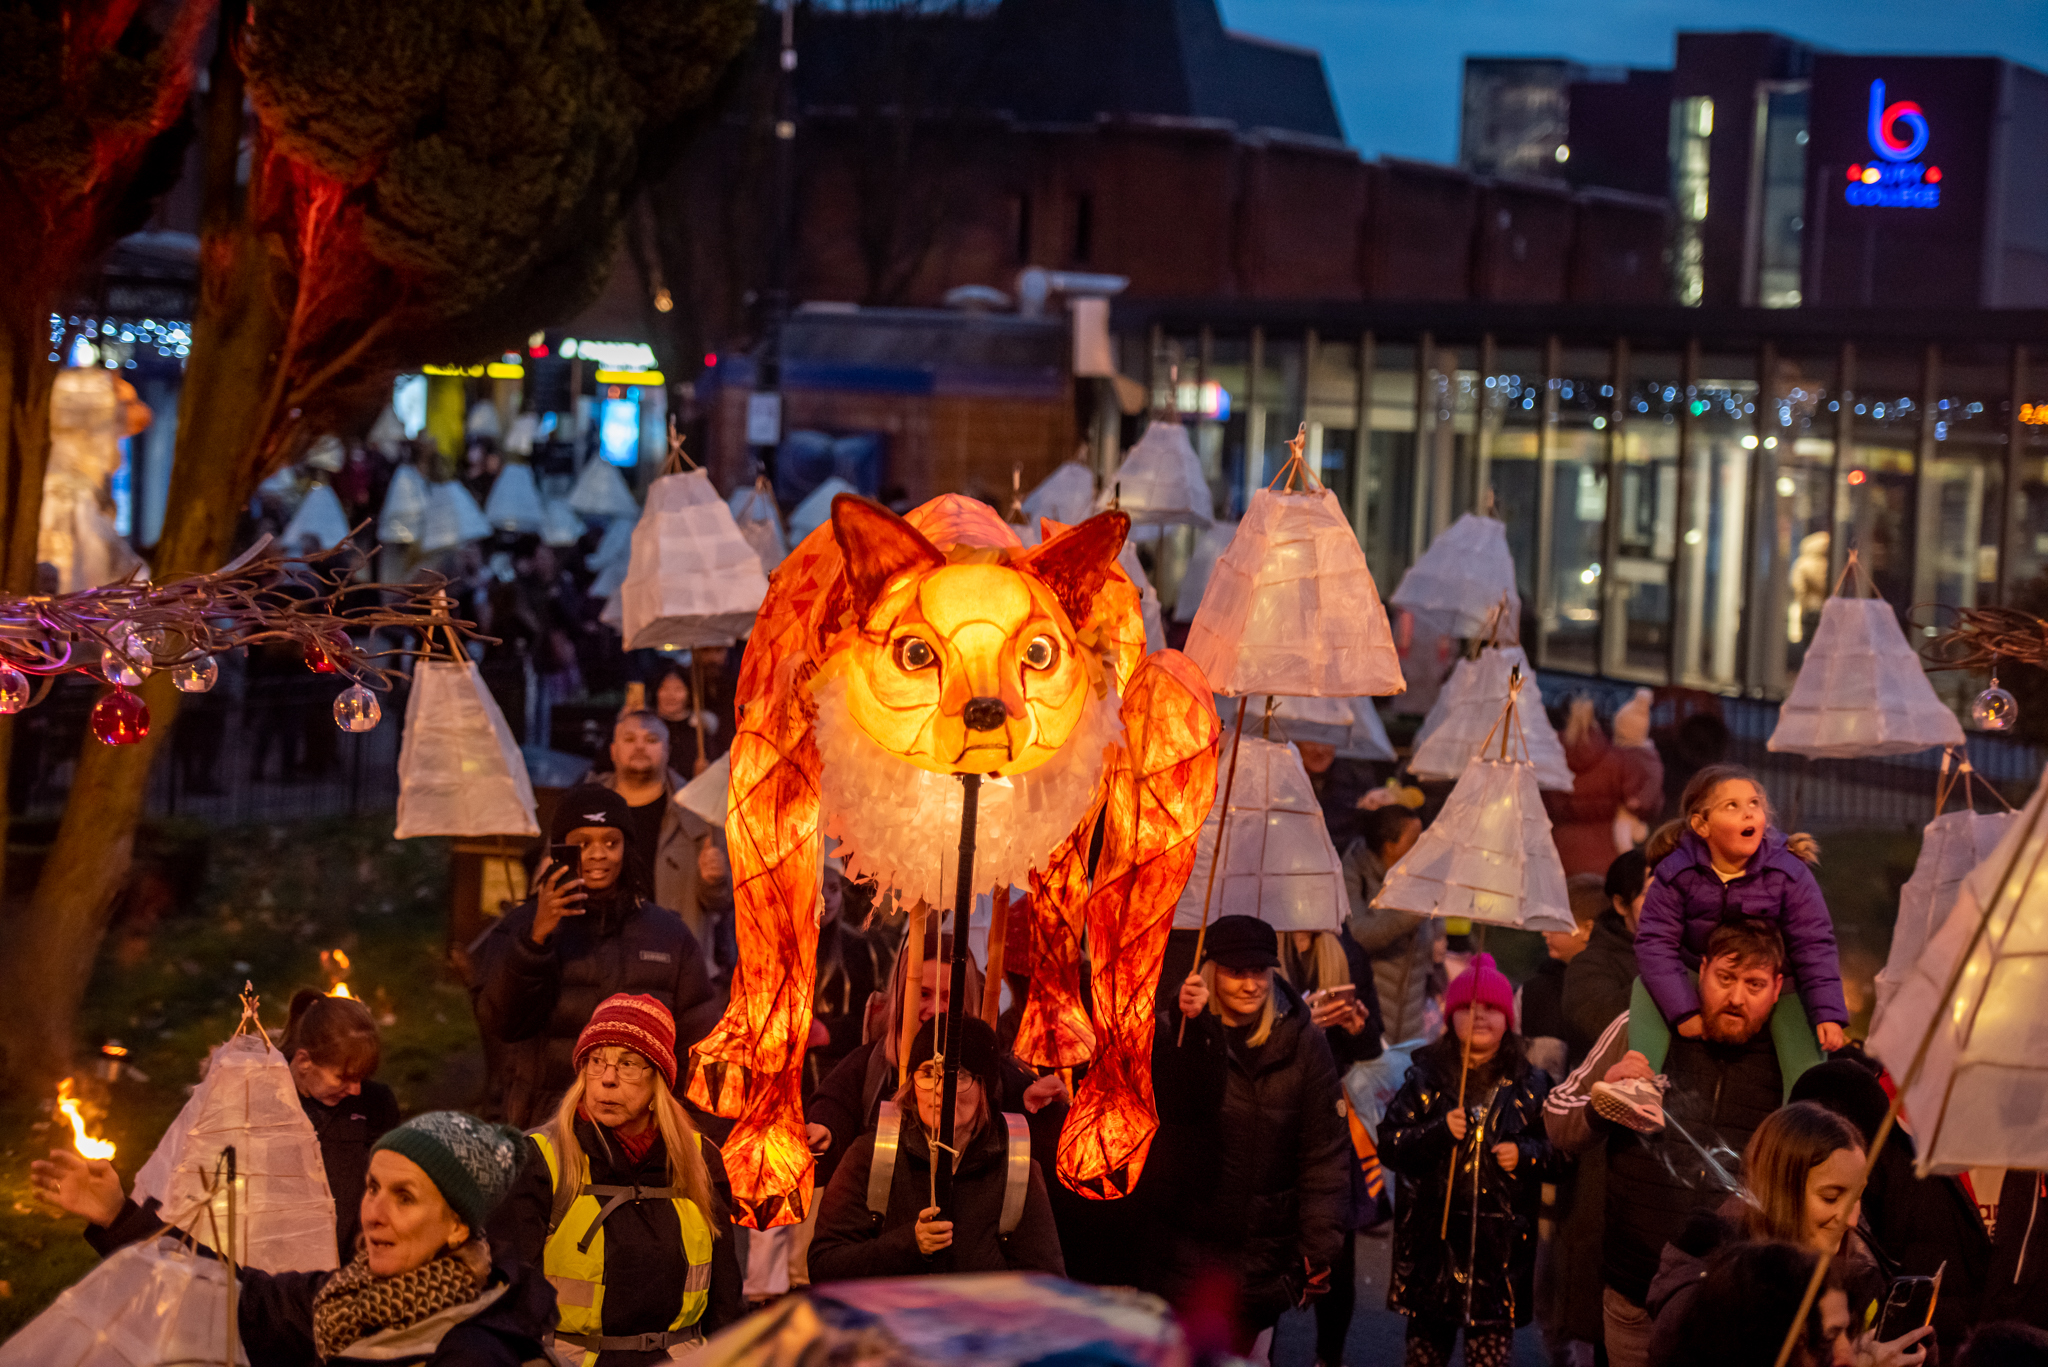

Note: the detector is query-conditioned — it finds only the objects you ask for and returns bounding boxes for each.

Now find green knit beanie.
[371,1111,522,1232]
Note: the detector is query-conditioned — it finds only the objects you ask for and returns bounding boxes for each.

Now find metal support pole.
[932,771,981,1256]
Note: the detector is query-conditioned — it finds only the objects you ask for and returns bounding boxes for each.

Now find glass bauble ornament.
[333,684,382,733]
[305,637,343,674]
[91,689,150,745]
[172,655,219,693]
[0,663,28,714]
[131,624,168,658]
[1971,682,2018,732]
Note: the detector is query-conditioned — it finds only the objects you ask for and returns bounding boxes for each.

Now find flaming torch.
[321,948,353,998]
[56,1078,115,1160]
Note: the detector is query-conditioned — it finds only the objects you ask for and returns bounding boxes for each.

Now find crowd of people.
[27,691,2048,1367]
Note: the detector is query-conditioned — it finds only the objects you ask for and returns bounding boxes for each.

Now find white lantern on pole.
[419,480,492,552]
[395,650,540,839]
[482,462,546,533]
[1171,520,1236,624]
[1234,692,1395,762]
[728,477,789,574]
[377,464,431,545]
[1872,769,2016,1030]
[1022,460,1097,528]
[1099,421,1212,527]
[540,496,585,547]
[788,475,859,546]
[1409,644,1573,790]
[619,469,770,651]
[1172,732,1347,932]
[567,455,641,520]
[1389,512,1520,638]
[279,482,351,552]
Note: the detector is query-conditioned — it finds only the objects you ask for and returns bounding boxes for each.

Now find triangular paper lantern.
[1872,803,2017,1030]
[394,661,540,837]
[676,751,730,827]
[0,1238,241,1367]
[131,1034,337,1273]
[465,398,502,441]
[1117,538,1167,657]
[1767,595,1966,758]
[568,456,642,520]
[1389,512,1520,638]
[376,464,431,545]
[1172,520,1237,623]
[620,469,770,651]
[1869,765,2048,1172]
[419,480,493,552]
[1099,421,1212,527]
[1236,693,1396,762]
[1374,752,1575,933]
[505,411,540,457]
[279,482,351,551]
[1022,460,1096,528]
[1184,485,1405,698]
[728,480,789,575]
[588,513,636,571]
[541,496,585,547]
[1409,646,1573,790]
[482,462,546,532]
[1172,734,1346,932]
[591,551,630,601]
[788,475,859,546]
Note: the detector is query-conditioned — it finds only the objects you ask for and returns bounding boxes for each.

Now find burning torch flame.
[322,948,353,998]
[57,1078,115,1161]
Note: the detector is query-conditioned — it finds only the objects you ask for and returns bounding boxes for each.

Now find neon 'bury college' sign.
[1844,80,1942,208]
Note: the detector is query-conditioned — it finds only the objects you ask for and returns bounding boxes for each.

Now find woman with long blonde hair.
[490,994,742,1364]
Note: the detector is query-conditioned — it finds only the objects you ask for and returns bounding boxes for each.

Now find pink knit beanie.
[1443,952,1515,1024]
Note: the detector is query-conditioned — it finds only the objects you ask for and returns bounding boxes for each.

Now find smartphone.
[547,843,582,885]
[1310,984,1358,1005]
[1877,1269,1942,1342]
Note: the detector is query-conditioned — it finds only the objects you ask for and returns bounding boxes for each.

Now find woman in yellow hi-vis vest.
[491,994,742,1364]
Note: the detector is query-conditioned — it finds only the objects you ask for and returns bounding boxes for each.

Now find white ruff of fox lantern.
[1869,761,2048,1173]
[1410,642,1573,791]
[1172,730,1347,933]
[394,601,539,839]
[1374,669,1575,934]
[687,492,1219,1228]
[1388,511,1520,639]
[1100,420,1213,527]
[1769,551,1965,758]
[620,467,770,651]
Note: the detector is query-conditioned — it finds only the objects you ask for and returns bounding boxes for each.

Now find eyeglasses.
[912,1062,981,1092]
[583,1050,654,1081]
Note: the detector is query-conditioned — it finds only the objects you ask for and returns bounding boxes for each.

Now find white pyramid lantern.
[1184,480,1405,699]
[1237,693,1396,762]
[1172,520,1237,624]
[1389,512,1520,638]
[1869,763,2048,1172]
[567,456,642,520]
[1872,791,2016,1030]
[588,513,636,572]
[1172,733,1347,932]
[465,398,502,441]
[419,480,493,552]
[619,469,770,651]
[540,496,585,547]
[676,751,731,828]
[377,464,431,545]
[1099,421,1212,527]
[0,1238,242,1367]
[505,411,540,457]
[1768,566,1965,758]
[132,1033,337,1272]
[788,475,859,546]
[1022,460,1096,528]
[1410,645,1573,790]
[1375,681,1575,933]
[728,479,789,575]
[394,660,540,838]
[483,462,546,532]
[279,482,351,551]
[1117,537,1167,657]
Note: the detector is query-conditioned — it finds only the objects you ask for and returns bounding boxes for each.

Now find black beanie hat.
[549,783,637,846]
[907,1015,1004,1103]
[1203,914,1281,972]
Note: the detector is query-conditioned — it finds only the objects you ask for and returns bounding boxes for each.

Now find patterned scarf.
[311,1249,486,1361]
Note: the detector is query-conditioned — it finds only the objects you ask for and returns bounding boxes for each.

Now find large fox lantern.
[687,493,1221,1227]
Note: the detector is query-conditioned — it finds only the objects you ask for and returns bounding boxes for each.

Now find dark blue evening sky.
[1219,0,2048,160]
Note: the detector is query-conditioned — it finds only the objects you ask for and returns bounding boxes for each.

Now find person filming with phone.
[473,784,719,1128]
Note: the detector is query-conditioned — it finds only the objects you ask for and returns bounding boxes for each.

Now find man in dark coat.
[1986,1171,2048,1330]
[1562,848,1648,1066]
[472,785,718,1128]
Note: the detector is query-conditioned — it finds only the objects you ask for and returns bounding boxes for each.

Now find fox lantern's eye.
[895,637,935,671]
[1022,635,1056,670]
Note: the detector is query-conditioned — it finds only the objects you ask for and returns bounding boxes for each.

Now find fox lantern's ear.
[1017,510,1130,627]
[831,494,946,622]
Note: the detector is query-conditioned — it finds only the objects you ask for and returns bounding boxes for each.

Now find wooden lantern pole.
[1180,695,1250,1044]
[897,900,928,1091]
[981,886,1009,1026]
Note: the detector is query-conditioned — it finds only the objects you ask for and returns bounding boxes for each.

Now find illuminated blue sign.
[1845,80,1941,208]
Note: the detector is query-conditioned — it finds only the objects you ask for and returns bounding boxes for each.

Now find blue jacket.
[1638,829,1848,1027]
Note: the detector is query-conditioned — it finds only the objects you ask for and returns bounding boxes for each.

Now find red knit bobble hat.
[1443,952,1516,1026]
[574,993,677,1088]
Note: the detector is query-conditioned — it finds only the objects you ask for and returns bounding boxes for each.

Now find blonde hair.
[1678,764,1821,866]
[1280,932,1351,997]
[1200,961,1278,1046]
[548,1071,720,1237]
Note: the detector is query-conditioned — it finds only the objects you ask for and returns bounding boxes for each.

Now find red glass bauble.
[91,689,150,745]
[305,643,339,674]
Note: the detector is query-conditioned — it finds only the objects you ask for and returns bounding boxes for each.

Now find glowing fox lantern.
[688,493,1220,1227]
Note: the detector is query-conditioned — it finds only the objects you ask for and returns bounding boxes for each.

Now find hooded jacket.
[1344,839,1441,1044]
[1380,1038,1557,1327]
[1561,909,1637,1068]
[1638,828,1847,1028]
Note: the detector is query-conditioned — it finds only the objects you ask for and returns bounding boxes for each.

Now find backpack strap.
[571,1183,685,1254]
[867,1101,903,1221]
[998,1112,1031,1236]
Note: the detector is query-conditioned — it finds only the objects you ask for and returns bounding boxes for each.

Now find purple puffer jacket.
[1638,828,1848,1027]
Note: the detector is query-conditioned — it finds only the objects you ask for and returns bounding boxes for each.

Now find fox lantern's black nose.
[963,697,1007,732]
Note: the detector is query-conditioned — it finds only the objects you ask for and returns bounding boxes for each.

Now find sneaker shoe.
[1591,1074,1668,1134]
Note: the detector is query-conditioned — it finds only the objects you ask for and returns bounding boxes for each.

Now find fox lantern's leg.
[1058,650,1219,1199]
[1014,796,1103,1070]
[684,690,821,1229]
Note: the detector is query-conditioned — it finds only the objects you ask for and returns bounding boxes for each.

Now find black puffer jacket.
[1381,1039,1557,1327]
[471,896,718,1128]
[1146,977,1352,1331]
[303,1080,401,1258]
